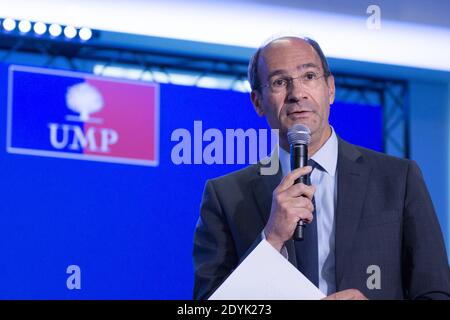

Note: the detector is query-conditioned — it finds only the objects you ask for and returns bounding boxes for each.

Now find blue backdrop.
[0,63,382,299]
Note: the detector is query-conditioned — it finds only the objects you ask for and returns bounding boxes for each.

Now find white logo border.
[6,64,160,167]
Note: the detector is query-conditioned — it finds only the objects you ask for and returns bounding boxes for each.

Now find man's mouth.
[287,110,312,117]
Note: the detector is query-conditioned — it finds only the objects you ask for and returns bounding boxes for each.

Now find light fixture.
[63,26,77,39]
[18,20,32,33]
[49,24,62,37]
[1,18,96,42]
[2,18,16,32]
[79,27,92,41]
[33,22,47,35]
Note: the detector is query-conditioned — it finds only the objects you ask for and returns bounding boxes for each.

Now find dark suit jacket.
[193,138,450,299]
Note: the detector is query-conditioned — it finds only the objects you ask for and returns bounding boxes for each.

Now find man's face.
[251,38,335,147]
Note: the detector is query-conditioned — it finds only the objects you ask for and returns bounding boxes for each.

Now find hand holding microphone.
[263,124,315,251]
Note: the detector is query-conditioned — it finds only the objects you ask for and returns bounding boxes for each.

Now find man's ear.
[251,90,264,117]
[326,74,336,105]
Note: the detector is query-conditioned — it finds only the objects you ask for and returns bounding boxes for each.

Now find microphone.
[287,124,311,241]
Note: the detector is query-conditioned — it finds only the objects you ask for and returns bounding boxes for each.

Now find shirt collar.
[279,127,338,177]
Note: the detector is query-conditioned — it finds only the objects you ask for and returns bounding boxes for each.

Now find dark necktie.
[294,159,319,287]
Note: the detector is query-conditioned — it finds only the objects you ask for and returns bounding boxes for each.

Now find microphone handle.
[290,143,308,241]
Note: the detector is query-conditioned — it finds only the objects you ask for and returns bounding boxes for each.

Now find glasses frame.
[259,72,330,92]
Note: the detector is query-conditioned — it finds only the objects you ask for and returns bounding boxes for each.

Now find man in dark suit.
[193,36,450,300]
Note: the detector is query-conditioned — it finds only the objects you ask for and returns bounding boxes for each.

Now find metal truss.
[0,32,409,157]
[333,74,409,158]
[0,32,249,79]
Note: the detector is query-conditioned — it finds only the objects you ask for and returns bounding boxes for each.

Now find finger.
[288,197,315,212]
[333,289,367,300]
[297,209,313,224]
[335,290,352,300]
[284,183,316,200]
[276,166,312,193]
[321,294,336,300]
[286,206,314,223]
[349,289,368,300]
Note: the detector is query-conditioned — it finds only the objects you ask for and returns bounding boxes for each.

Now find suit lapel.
[335,138,371,288]
[251,161,282,226]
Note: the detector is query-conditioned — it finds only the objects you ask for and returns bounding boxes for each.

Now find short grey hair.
[247,36,331,92]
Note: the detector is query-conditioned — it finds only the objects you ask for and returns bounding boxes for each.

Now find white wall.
[1,0,450,72]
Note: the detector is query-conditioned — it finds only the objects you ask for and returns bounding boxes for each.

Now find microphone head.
[287,124,311,145]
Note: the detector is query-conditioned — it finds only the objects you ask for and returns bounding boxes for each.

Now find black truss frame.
[0,33,409,158]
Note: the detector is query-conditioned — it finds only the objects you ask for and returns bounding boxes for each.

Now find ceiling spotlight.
[49,23,62,37]
[63,26,77,39]
[2,18,16,32]
[33,22,47,35]
[1,19,96,42]
[79,27,92,41]
[18,20,32,33]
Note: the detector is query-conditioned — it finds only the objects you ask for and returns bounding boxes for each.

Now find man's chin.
[285,119,313,131]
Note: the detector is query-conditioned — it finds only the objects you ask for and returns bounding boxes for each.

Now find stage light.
[79,27,92,41]
[18,20,32,33]
[2,18,16,32]
[63,26,77,39]
[49,24,62,37]
[1,18,96,43]
[33,22,47,35]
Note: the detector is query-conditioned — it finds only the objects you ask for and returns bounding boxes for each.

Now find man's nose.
[286,78,308,102]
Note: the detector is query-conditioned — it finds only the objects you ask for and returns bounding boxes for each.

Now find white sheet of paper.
[209,239,326,300]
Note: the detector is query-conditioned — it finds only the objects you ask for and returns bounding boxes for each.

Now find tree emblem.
[66,82,104,122]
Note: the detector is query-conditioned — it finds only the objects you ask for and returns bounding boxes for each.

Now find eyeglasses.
[260,72,328,93]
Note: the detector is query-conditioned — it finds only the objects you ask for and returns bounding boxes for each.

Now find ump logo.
[7,65,159,166]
